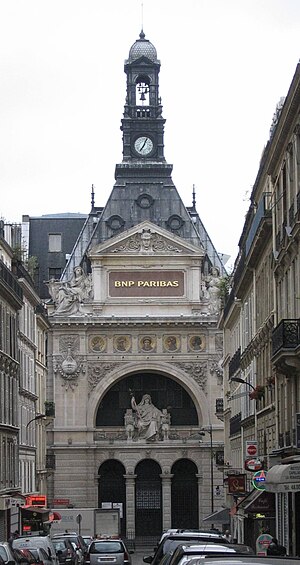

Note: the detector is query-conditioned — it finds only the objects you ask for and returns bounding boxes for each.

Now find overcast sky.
[1,0,299,269]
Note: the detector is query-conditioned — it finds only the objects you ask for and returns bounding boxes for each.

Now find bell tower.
[119,30,167,165]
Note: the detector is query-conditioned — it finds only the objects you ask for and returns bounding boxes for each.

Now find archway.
[171,459,199,528]
[95,372,198,426]
[98,460,126,536]
[135,459,162,536]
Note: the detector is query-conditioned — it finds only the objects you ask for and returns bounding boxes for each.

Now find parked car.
[190,557,300,565]
[86,538,133,565]
[0,543,37,565]
[12,535,58,565]
[52,539,78,565]
[81,541,92,551]
[165,542,254,565]
[143,532,230,565]
[51,535,87,565]
[22,548,53,565]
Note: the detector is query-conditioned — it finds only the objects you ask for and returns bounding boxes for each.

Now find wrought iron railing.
[46,452,56,470]
[229,347,241,377]
[272,319,300,355]
[0,259,23,301]
[230,412,241,436]
[245,193,271,256]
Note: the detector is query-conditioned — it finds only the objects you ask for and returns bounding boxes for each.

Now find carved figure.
[141,336,154,351]
[161,409,171,440]
[206,267,221,314]
[130,394,169,441]
[47,266,93,315]
[124,409,135,440]
[164,335,178,351]
[189,335,203,351]
[115,336,130,352]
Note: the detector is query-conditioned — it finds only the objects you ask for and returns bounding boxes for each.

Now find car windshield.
[53,542,67,551]
[0,548,7,562]
[90,542,123,554]
[163,540,223,555]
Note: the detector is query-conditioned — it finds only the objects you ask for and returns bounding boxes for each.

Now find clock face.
[134,136,154,156]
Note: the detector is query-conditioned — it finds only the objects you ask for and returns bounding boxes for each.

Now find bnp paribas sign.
[109,270,184,297]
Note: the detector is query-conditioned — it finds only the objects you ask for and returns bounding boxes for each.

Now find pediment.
[88,221,204,258]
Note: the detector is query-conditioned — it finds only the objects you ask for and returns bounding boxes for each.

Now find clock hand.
[140,138,148,150]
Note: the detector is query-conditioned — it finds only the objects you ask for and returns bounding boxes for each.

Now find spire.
[91,184,95,211]
[192,184,196,210]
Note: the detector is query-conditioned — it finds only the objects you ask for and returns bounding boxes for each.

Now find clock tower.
[121,30,165,163]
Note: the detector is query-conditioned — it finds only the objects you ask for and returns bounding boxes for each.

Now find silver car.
[87,539,132,565]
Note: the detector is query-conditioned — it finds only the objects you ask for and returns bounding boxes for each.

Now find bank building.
[43,30,228,537]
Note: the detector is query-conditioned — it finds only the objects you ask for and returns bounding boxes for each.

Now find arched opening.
[135,459,162,536]
[95,372,198,427]
[136,75,150,106]
[98,460,126,536]
[171,459,199,528]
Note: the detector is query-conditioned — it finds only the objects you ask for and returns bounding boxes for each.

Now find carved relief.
[89,335,107,352]
[54,335,85,390]
[210,356,223,383]
[188,335,206,351]
[175,361,208,389]
[47,266,93,316]
[139,335,156,352]
[88,363,120,392]
[163,335,180,352]
[110,229,184,254]
[114,335,131,353]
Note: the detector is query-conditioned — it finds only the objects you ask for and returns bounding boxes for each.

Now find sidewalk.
[131,546,154,565]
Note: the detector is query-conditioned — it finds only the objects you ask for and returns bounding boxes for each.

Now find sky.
[0,0,300,270]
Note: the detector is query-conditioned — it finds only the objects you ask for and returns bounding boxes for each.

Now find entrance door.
[98,460,126,536]
[135,459,162,536]
[171,459,198,528]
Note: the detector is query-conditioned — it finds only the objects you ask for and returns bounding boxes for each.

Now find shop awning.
[265,463,300,493]
[237,489,275,513]
[50,511,62,521]
[203,507,230,523]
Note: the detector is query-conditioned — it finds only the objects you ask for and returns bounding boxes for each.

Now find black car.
[51,535,88,565]
[143,532,229,565]
[52,539,79,565]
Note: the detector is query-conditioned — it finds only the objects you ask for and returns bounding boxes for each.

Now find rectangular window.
[49,267,62,280]
[48,233,62,252]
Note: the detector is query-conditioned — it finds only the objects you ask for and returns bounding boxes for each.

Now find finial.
[91,184,95,210]
[140,2,144,38]
[192,184,196,209]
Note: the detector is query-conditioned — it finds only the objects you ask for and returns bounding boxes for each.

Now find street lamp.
[231,377,255,391]
[200,425,214,529]
[26,414,46,429]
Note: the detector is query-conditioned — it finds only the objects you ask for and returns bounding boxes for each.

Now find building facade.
[44,32,227,536]
[0,222,50,539]
[0,223,23,539]
[222,62,300,554]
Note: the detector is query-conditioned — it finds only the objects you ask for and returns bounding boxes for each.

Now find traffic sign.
[246,441,257,457]
[244,458,263,471]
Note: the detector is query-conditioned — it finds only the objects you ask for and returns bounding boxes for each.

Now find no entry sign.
[246,441,257,457]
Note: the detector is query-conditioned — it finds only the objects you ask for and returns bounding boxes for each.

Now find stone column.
[196,473,204,527]
[124,474,136,537]
[160,473,174,531]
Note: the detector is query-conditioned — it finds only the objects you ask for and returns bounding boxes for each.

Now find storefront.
[236,489,275,550]
[265,462,300,555]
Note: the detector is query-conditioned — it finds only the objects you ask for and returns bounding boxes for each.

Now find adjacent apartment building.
[221,61,300,554]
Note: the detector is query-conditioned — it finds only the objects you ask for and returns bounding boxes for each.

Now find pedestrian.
[8,530,19,546]
[223,530,232,542]
[267,538,286,556]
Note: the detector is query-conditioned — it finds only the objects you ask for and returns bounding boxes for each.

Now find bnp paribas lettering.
[114,280,179,287]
